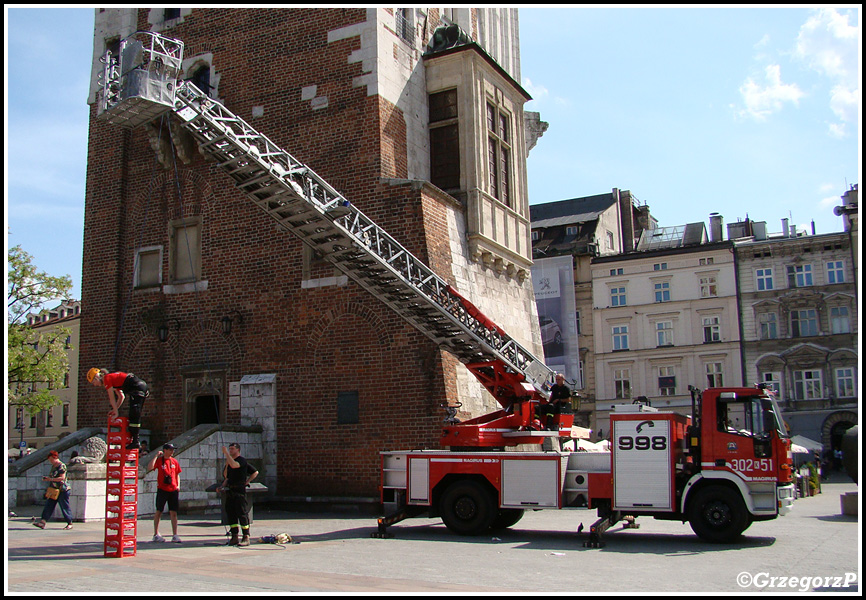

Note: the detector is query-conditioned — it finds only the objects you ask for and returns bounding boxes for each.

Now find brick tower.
[80,8,543,497]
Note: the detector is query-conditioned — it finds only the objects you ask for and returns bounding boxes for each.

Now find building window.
[164,8,181,21]
[566,225,578,236]
[336,391,360,424]
[699,257,714,265]
[835,368,855,398]
[395,8,413,43]
[188,64,212,97]
[830,306,850,334]
[653,262,668,271]
[134,246,162,288]
[826,260,845,284]
[656,321,673,346]
[46,409,53,428]
[61,403,70,427]
[658,366,676,396]
[486,102,512,208]
[756,268,774,291]
[574,311,581,335]
[531,230,539,241]
[705,362,724,388]
[793,370,822,400]
[787,264,813,287]
[758,312,778,340]
[169,218,201,283]
[654,281,670,303]
[429,90,460,192]
[791,309,818,337]
[702,316,721,343]
[760,371,781,396]
[606,231,614,252]
[614,369,631,399]
[612,325,629,351]
[699,276,718,298]
[610,286,627,307]
[609,268,624,276]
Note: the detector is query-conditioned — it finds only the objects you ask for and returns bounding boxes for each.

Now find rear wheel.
[439,480,496,536]
[490,508,524,531]
[687,486,750,543]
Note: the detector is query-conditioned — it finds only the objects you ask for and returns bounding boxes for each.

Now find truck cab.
[681,387,795,541]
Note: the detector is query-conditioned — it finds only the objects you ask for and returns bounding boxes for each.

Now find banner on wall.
[531,255,580,388]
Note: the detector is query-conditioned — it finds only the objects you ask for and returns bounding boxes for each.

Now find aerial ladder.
[97,31,572,449]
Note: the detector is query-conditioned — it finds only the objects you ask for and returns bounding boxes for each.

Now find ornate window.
[486,102,512,208]
[428,90,460,192]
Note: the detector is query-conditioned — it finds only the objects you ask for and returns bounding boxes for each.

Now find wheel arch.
[681,472,751,516]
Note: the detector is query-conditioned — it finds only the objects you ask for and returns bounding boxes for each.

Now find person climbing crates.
[88,368,150,450]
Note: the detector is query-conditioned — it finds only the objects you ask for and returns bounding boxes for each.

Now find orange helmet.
[86,367,102,383]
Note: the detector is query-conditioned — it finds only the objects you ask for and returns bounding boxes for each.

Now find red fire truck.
[376,386,795,545]
[95,31,795,547]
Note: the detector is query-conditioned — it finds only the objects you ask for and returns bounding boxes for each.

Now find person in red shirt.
[147,443,182,543]
[87,368,149,449]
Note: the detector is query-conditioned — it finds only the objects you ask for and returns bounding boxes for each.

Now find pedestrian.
[148,443,182,543]
[216,443,258,546]
[87,368,149,450]
[32,451,73,530]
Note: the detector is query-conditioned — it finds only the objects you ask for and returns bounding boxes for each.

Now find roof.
[636,222,707,251]
[530,193,617,228]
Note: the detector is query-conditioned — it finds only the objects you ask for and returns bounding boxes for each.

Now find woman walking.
[32,451,73,530]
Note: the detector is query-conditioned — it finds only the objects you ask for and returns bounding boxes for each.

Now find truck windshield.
[719,395,785,439]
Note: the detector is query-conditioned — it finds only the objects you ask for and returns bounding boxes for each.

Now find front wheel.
[439,480,496,536]
[687,486,751,543]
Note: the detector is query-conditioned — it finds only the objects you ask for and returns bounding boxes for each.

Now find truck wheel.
[440,480,496,536]
[490,508,524,530]
[687,486,750,543]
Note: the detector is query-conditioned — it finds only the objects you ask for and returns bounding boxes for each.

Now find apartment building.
[529,190,655,434]
[734,217,857,452]
[590,223,742,438]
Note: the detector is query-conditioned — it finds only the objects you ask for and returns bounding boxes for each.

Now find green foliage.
[7,245,73,414]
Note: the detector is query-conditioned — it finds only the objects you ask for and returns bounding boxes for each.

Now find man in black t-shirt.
[537,373,573,431]
[217,442,258,546]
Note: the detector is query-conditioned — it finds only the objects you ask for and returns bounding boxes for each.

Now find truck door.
[714,393,786,482]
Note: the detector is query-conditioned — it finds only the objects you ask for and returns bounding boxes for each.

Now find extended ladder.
[96,32,556,421]
[104,417,138,558]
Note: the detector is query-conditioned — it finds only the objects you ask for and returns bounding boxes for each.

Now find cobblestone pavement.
[6,476,859,594]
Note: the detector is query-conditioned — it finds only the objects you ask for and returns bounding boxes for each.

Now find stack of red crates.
[104,417,138,558]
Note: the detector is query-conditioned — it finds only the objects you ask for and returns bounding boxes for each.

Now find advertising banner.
[531,256,580,387]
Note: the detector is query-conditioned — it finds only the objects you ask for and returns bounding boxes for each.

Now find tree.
[7,245,73,414]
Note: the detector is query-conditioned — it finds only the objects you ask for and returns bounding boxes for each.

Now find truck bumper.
[777,484,796,516]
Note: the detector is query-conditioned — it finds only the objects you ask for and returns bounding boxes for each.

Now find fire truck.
[377,386,795,545]
[96,31,795,547]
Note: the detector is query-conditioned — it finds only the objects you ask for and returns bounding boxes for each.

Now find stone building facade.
[734,220,857,452]
[79,8,543,498]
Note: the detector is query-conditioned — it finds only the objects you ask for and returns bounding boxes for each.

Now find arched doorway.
[183,371,225,430]
[822,411,857,471]
[194,394,221,425]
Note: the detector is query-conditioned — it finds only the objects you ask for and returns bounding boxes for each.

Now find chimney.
[709,213,723,242]
[781,218,789,238]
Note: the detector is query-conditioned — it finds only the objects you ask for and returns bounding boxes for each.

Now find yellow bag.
[45,487,60,500]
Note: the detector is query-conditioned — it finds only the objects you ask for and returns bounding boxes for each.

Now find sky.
[5,7,861,306]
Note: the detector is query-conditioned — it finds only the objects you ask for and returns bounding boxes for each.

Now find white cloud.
[793,8,859,137]
[737,64,804,121]
[523,77,549,102]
